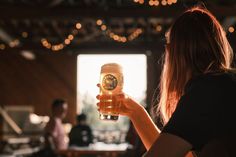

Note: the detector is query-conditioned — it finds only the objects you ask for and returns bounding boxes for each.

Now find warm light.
[109,32,114,38]
[14,39,20,46]
[128,35,134,41]
[161,0,167,5]
[137,28,142,34]
[29,113,49,124]
[118,37,123,42]
[54,46,58,51]
[149,0,154,6]
[46,43,51,49]
[153,0,159,6]
[139,0,144,4]
[65,39,71,45]
[228,26,235,33]
[172,0,177,3]
[21,50,36,60]
[52,46,56,51]
[76,23,82,29]
[96,19,103,26]
[43,42,48,46]
[113,35,119,41]
[135,0,175,6]
[22,32,28,38]
[68,34,74,40]
[43,41,48,46]
[121,37,127,43]
[167,0,172,5]
[0,44,5,50]
[41,38,46,43]
[9,41,15,48]
[52,45,60,51]
[106,29,142,43]
[101,25,107,31]
[59,44,64,49]
[156,25,162,32]
[127,29,143,41]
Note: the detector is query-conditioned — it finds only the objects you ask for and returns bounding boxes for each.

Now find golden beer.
[99,63,123,121]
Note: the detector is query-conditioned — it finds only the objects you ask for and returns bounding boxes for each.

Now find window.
[77,54,147,142]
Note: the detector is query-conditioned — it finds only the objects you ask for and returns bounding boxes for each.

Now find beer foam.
[101,63,123,73]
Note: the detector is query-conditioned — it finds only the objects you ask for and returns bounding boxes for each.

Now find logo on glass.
[102,74,118,90]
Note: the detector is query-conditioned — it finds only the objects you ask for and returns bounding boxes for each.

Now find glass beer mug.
[99,63,124,121]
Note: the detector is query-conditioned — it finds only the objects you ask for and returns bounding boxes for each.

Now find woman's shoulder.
[185,70,236,93]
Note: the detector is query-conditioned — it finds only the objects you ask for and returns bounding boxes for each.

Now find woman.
[97,6,236,157]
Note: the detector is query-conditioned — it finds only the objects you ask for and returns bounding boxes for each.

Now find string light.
[97,19,143,43]
[76,23,82,30]
[172,0,177,3]
[101,25,107,31]
[96,19,103,26]
[167,0,172,5]
[22,32,28,38]
[9,39,20,48]
[228,26,235,33]
[139,0,144,4]
[127,28,143,41]
[0,41,19,50]
[134,0,177,6]
[133,0,144,4]
[149,0,159,6]
[64,39,71,45]
[156,24,162,32]
[0,44,5,50]
[68,34,74,40]
[41,22,82,52]
[6,19,165,51]
[161,0,167,6]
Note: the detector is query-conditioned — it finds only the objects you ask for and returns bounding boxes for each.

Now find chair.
[199,135,235,157]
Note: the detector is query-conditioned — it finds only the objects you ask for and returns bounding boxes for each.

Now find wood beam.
[0,5,236,20]
[0,41,165,53]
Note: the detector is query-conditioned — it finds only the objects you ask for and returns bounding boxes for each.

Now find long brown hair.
[158,7,233,124]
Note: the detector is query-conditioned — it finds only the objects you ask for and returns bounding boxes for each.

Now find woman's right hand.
[96,84,144,119]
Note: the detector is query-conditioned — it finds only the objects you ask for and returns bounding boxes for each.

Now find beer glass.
[99,63,123,121]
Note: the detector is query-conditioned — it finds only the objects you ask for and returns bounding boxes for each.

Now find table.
[58,142,131,157]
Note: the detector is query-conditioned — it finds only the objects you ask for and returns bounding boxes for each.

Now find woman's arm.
[144,133,192,157]
[97,94,160,150]
[128,99,160,150]
[128,99,193,157]
[97,94,193,157]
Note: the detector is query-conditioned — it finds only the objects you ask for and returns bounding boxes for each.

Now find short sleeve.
[162,78,221,151]
[45,119,57,137]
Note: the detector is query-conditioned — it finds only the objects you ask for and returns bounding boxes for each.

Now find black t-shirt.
[162,72,236,152]
[69,124,93,147]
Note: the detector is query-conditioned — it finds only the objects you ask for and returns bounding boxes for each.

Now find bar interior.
[0,0,236,157]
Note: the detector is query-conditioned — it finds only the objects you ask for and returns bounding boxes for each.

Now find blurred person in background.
[69,113,93,147]
[45,99,68,151]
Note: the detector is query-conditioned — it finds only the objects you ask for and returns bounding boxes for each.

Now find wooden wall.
[0,52,77,124]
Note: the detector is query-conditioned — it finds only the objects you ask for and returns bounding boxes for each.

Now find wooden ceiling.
[0,0,236,53]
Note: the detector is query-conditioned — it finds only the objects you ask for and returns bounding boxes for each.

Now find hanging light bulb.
[0,44,5,50]
[96,19,103,26]
[228,26,235,33]
[76,23,82,29]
